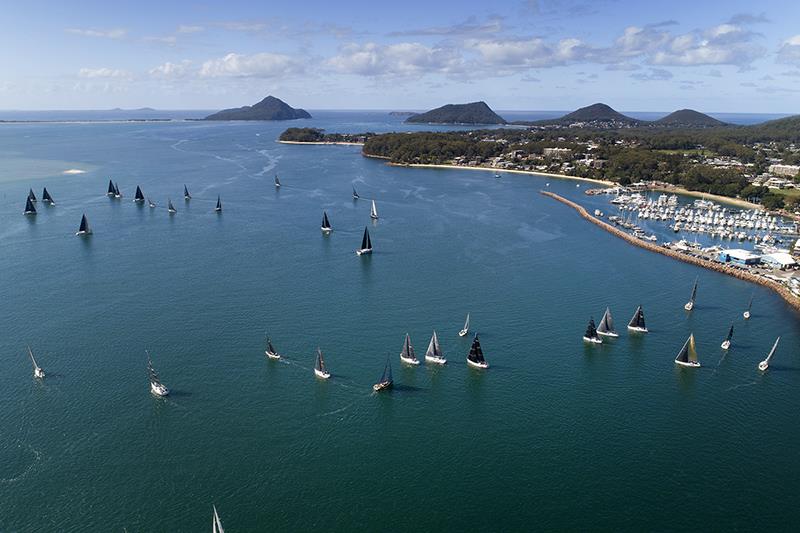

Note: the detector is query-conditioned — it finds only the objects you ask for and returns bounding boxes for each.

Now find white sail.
[213,506,224,533]
[458,313,470,336]
[370,199,378,219]
[759,336,780,371]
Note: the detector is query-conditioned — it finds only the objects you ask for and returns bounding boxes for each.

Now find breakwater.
[540,190,800,313]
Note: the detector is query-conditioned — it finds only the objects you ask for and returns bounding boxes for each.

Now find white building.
[769,164,800,177]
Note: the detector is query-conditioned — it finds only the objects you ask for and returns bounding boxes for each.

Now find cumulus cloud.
[149,61,192,78]
[177,25,204,34]
[78,67,131,79]
[648,23,765,67]
[326,42,463,77]
[217,21,266,32]
[66,28,127,39]
[199,52,302,78]
[630,68,673,81]
[778,35,800,65]
[468,37,594,68]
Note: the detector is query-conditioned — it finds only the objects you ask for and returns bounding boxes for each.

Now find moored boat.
[424,330,446,365]
[674,334,701,367]
[596,307,618,338]
[75,214,92,236]
[314,347,331,379]
[27,346,45,379]
[758,336,780,371]
[583,317,603,344]
[147,351,170,396]
[627,305,648,332]
[373,356,393,391]
[399,333,420,365]
[466,333,488,369]
[458,313,470,337]
[356,227,372,255]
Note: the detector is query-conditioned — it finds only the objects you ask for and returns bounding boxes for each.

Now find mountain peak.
[405,101,506,124]
[204,96,311,121]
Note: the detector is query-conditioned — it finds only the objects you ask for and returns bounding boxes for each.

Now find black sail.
[135,186,145,201]
[215,195,222,211]
[28,188,37,202]
[360,227,370,250]
[42,187,54,204]
[352,186,359,199]
[107,179,115,195]
[24,197,37,214]
[78,214,89,233]
[585,318,598,339]
[322,211,330,229]
[675,336,690,363]
[468,334,485,363]
[184,185,191,199]
[628,305,646,329]
[316,348,326,372]
[726,324,734,342]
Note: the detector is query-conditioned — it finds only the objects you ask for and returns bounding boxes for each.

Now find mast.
[379,356,392,383]
[675,336,691,363]
[27,346,40,370]
[628,305,646,329]
[146,351,161,386]
[688,334,698,363]
[725,324,734,342]
[168,199,176,213]
[464,313,470,331]
[765,337,780,365]
[401,333,417,362]
[267,337,275,354]
[213,505,225,533]
[468,334,485,363]
[597,307,613,333]
[352,185,359,199]
[426,331,442,358]
[322,211,330,229]
[689,277,698,303]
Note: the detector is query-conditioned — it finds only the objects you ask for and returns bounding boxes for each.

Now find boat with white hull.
[627,305,648,333]
[356,227,372,255]
[720,324,734,350]
[583,318,603,344]
[400,333,420,365]
[758,337,780,371]
[424,331,446,365]
[466,334,488,369]
[458,313,470,337]
[147,351,170,396]
[373,356,393,391]
[27,346,45,379]
[265,337,282,360]
[314,348,331,379]
[674,334,701,367]
[596,307,618,337]
[684,277,698,311]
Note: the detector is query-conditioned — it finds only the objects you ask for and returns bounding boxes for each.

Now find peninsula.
[204,95,311,121]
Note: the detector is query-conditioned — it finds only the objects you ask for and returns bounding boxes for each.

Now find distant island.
[405,101,506,125]
[204,96,311,121]
[513,102,728,129]
[389,111,418,117]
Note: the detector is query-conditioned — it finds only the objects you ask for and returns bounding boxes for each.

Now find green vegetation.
[405,101,506,125]
[279,128,372,143]
[205,95,311,121]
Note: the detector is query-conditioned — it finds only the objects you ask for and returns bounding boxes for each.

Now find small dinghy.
[356,227,372,255]
[466,333,488,369]
[373,356,393,392]
[265,336,281,360]
[674,334,700,368]
[75,214,92,236]
[314,348,331,379]
[399,333,420,365]
[758,337,780,372]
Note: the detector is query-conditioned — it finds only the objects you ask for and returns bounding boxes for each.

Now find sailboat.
[758,336,780,371]
[314,348,331,379]
[23,196,37,215]
[107,179,116,196]
[674,334,700,367]
[424,330,446,365]
[399,333,420,365]
[212,505,225,533]
[27,346,45,379]
[28,188,37,203]
[466,333,489,369]
[134,186,145,203]
[184,185,191,200]
[168,199,177,214]
[627,305,648,333]
[596,307,618,338]
[320,211,332,233]
[352,186,360,200]
[356,227,372,255]
[147,351,170,396]
[373,356,393,391]
[720,324,734,350]
[148,198,156,208]
[265,336,281,360]
[684,277,698,311]
[743,295,753,320]
[75,214,92,236]
[370,199,379,220]
[583,317,603,344]
[458,313,470,337]
[114,182,121,199]
[274,175,281,188]
[42,187,55,205]
[214,195,222,213]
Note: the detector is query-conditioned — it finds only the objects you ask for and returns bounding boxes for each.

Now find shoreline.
[541,191,800,313]
[650,186,761,210]
[278,140,364,146]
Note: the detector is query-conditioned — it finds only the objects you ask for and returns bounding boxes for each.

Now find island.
[204,95,311,121]
[278,127,371,145]
[405,101,506,125]
[513,103,727,130]
[389,111,418,117]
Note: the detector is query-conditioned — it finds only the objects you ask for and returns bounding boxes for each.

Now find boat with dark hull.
[675,334,700,368]
[466,334,488,369]
[627,305,648,333]
[356,227,372,255]
[373,356,393,391]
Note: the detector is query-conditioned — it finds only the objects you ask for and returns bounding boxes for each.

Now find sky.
[2,0,800,112]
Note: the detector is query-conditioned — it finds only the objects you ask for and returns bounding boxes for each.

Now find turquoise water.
[1,115,799,531]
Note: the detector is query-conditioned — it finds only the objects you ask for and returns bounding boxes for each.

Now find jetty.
[540,191,800,313]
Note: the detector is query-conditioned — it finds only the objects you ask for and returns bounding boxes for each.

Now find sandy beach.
[384,162,616,187]
[278,140,364,146]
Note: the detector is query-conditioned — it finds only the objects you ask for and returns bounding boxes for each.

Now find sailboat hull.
[684,301,694,311]
[356,248,372,256]
[34,368,45,379]
[743,311,751,319]
[373,381,392,392]
[597,331,619,338]
[75,230,92,236]
[314,368,331,379]
[321,227,332,234]
[150,382,169,396]
[721,340,731,350]
[425,355,447,365]
[265,351,281,360]
[674,360,701,368]
[400,356,420,365]
[758,360,769,371]
[458,329,468,337]
[583,336,603,344]
[467,358,488,369]
[627,326,648,333]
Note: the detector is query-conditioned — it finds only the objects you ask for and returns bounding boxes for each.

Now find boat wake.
[0,442,41,484]
[725,381,758,392]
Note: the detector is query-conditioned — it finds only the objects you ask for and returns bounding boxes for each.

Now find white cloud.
[218,21,266,32]
[149,61,192,78]
[631,68,673,81]
[199,52,302,78]
[78,67,132,79]
[468,37,593,68]
[648,24,765,67]
[778,35,800,65]
[177,25,204,34]
[145,35,178,46]
[65,27,127,39]
[327,42,464,77]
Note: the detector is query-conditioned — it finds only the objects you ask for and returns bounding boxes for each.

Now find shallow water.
[0,115,798,531]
